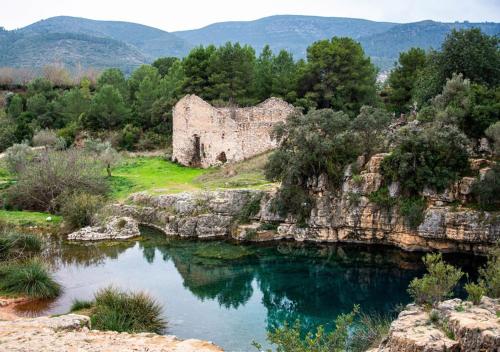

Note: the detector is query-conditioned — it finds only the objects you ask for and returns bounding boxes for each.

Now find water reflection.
[23,228,484,351]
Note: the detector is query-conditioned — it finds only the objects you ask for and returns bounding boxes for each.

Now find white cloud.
[1,0,499,31]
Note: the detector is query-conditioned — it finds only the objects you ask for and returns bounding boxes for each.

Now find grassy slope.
[109,157,207,199]
[0,210,61,226]
[0,154,273,222]
[109,154,274,200]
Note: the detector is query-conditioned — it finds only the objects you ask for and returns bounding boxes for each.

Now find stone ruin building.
[172,94,295,168]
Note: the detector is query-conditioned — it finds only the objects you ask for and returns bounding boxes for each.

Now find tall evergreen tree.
[299,37,378,116]
[207,42,256,106]
[386,48,426,114]
[97,68,128,99]
[84,85,130,130]
[254,45,274,101]
[182,45,216,100]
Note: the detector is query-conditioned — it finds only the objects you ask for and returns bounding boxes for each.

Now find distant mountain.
[174,15,396,59]
[0,16,192,73]
[359,20,500,66]
[0,15,499,73]
[0,31,147,73]
[21,16,191,59]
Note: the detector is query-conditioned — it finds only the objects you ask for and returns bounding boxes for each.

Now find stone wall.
[171,94,295,168]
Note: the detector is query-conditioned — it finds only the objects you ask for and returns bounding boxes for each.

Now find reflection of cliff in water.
[254,243,425,331]
[139,236,256,309]
[135,233,432,330]
[43,228,483,334]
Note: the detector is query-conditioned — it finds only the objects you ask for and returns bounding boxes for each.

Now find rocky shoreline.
[89,154,499,254]
[369,297,500,352]
[0,313,223,352]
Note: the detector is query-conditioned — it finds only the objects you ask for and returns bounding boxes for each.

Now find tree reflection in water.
[37,227,483,339]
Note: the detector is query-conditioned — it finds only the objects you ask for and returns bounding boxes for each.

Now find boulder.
[67,216,140,241]
[372,298,500,352]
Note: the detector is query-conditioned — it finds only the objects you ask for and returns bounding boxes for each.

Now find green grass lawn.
[0,210,62,226]
[0,155,274,226]
[109,157,209,199]
[109,154,275,200]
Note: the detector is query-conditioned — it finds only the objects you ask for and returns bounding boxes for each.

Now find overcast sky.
[2,0,499,32]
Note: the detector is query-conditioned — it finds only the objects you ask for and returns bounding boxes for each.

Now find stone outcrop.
[369,297,500,352]
[172,94,294,168]
[0,314,223,352]
[68,216,140,241]
[108,190,261,238]
[106,153,498,253]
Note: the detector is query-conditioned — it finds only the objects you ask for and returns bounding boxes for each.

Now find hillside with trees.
[0,28,498,223]
[0,15,498,72]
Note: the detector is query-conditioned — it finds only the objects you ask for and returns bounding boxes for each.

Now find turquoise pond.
[15,228,483,351]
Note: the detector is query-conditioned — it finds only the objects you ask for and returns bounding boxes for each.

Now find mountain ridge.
[0,15,498,73]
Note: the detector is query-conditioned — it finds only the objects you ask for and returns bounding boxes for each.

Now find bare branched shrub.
[0,67,34,86]
[43,64,73,87]
[32,129,59,148]
[4,143,34,174]
[74,64,100,87]
[84,138,121,176]
[5,148,108,212]
[0,67,14,86]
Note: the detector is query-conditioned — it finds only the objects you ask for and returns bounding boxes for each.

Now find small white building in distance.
[171,94,295,168]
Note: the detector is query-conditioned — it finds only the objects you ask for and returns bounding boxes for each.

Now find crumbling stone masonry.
[172,94,295,168]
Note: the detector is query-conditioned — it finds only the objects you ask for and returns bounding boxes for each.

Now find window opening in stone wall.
[216,152,227,163]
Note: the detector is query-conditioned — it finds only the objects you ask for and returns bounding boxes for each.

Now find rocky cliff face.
[368,297,500,352]
[105,154,499,253]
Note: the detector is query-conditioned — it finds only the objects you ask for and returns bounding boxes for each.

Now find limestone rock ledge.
[369,297,500,352]
[105,154,498,253]
[0,314,224,352]
[68,216,140,241]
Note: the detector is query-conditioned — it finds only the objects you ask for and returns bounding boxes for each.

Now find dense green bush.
[70,299,93,312]
[0,259,61,299]
[118,124,141,150]
[381,124,469,196]
[349,312,392,352]
[368,186,396,210]
[351,106,392,156]
[253,305,359,352]
[135,131,169,151]
[407,253,463,306]
[485,121,500,154]
[0,116,17,152]
[236,193,263,224]
[399,197,426,229]
[430,74,500,138]
[60,192,105,230]
[478,246,500,298]
[471,164,500,211]
[91,286,166,334]
[464,282,485,305]
[265,109,360,220]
